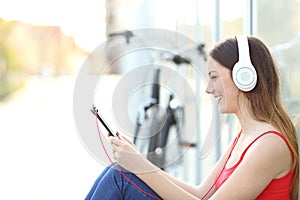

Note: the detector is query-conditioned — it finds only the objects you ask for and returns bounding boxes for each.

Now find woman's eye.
[210,76,218,79]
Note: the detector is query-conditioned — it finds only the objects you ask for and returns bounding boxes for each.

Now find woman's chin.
[218,106,228,114]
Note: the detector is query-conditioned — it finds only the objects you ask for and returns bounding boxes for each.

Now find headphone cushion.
[232,62,257,91]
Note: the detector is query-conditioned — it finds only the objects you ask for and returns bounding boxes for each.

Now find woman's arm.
[109,133,234,199]
[109,134,198,199]
[136,160,201,199]
[209,134,293,199]
[156,144,233,199]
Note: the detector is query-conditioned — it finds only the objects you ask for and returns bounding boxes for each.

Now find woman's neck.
[238,120,277,139]
[235,108,275,137]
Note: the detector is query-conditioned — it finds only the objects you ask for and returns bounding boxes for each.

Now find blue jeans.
[85,164,162,200]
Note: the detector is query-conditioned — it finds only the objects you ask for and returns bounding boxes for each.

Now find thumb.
[117,132,134,145]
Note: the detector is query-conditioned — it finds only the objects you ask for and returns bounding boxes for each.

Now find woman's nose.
[205,83,214,94]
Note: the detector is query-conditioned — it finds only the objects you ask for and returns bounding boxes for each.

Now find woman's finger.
[117,132,134,146]
[108,136,123,146]
[111,143,119,158]
[111,142,119,151]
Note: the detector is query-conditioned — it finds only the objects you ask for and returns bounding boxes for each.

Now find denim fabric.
[85,164,162,200]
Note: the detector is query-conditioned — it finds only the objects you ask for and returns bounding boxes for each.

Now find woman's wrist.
[134,156,160,176]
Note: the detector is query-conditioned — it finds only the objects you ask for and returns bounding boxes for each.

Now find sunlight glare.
[0,0,107,52]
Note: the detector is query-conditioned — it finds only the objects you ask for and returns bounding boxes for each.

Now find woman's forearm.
[159,169,200,196]
[135,159,200,199]
[109,135,202,199]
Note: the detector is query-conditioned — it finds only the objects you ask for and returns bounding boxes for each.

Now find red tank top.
[214,131,294,200]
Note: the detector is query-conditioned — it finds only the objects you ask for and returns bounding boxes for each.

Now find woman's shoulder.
[251,129,290,152]
[243,130,293,178]
[246,123,290,152]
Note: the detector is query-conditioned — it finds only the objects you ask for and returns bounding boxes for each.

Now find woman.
[85,36,299,199]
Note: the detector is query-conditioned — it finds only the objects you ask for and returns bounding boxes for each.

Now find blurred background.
[1,0,300,199]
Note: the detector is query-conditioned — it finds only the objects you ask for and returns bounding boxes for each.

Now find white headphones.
[232,35,257,92]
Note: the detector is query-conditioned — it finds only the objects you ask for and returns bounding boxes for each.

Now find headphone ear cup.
[232,62,257,91]
[233,36,257,92]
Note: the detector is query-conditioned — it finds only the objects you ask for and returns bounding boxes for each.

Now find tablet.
[90,105,119,138]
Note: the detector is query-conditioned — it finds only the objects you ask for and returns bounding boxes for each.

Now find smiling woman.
[206,58,239,114]
[208,36,299,199]
[84,35,299,200]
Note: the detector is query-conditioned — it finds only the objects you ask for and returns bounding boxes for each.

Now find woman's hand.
[108,132,154,174]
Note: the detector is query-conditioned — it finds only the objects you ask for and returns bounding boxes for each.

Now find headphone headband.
[236,36,252,65]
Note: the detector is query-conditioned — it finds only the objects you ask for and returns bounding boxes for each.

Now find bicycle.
[106,29,207,173]
[133,48,206,171]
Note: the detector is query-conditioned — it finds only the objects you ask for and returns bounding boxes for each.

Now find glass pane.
[257,0,300,117]
[220,0,244,39]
